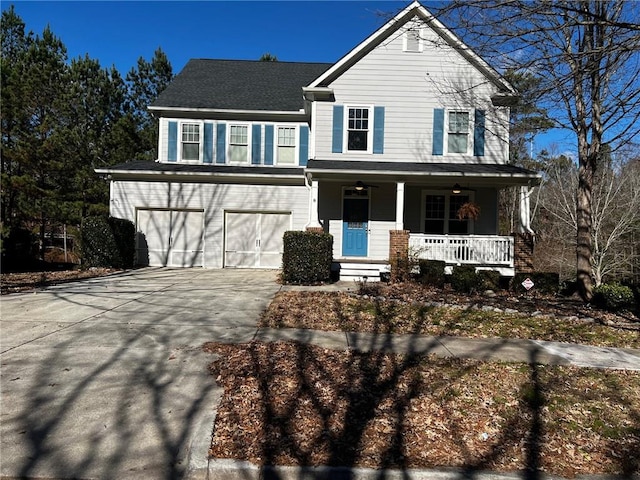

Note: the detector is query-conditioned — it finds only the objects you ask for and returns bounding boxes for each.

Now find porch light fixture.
[355,181,366,191]
[452,183,462,194]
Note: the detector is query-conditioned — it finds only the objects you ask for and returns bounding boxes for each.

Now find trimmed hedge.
[81,216,135,268]
[282,231,333,284]
[451,265,478,294]
[417,259,446,287]
[592,283,635,312]
[477,269,501,291]
[512,272,560,295]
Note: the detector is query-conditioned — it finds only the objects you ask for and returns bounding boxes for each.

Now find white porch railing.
[409,234,514,267]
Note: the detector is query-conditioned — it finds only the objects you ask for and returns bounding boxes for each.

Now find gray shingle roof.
[98,160,304,177]
[151,59,333,112]
[306,160,540,178]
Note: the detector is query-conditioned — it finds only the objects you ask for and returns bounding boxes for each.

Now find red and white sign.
[521,277,535,290]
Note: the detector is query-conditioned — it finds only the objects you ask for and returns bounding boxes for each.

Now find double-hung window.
[422,192,472,234]
[448,111,469,154]
[229,125,248,163]
[181,123,200,161]
[277,127,296,164]
[347,107,369,151]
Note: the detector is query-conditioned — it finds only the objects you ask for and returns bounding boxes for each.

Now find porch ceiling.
[305,160,541,187]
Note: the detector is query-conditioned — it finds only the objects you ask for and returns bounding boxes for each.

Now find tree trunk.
[576,148,594,301]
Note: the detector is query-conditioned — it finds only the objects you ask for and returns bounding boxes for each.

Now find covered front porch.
[304,160,540,281]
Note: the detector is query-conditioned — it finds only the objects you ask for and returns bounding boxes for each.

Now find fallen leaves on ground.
[1,268,118,294]
[260,288,640,349]
[205,341,640,477]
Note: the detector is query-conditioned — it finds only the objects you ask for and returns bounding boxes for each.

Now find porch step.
[333,261,391,283]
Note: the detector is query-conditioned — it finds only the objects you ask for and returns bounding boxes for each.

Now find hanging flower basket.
[457,202,481,220]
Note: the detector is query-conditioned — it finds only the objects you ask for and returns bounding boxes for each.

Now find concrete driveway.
[0,267,281,480]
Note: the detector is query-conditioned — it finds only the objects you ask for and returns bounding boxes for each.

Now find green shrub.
[477,270,501,291]
[512,272,559,295]
[451,265,478,294]
[282,231,333,284]
[81,216,135,268]
[592,283,635,312]
[417,259,446,288]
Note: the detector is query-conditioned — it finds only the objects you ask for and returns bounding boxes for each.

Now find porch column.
[306,179,322,229]
[395,181,405,230]
[519,185,534,235]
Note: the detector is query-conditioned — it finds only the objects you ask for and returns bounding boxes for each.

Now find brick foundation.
[389,230,410,282]
[514,232,535,273]
[305,226,324,233]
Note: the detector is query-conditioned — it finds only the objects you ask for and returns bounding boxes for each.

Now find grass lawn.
[206,341,640,478]
[260,291,640,349]
[206,286,639,477]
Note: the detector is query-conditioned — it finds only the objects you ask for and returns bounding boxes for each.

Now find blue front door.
[342,194,369,257]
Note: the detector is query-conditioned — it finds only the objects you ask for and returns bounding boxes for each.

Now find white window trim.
[344,105,374,154]
[420,190,475,235]
[275,125,298,166]
[227,123,251,165]
[403,27,424,53]
[444,110,471,155]
[178,120,204,163]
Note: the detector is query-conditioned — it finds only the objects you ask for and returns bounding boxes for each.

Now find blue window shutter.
[373,106,385,154]
[168,121,177,162]
[216,123,226,164]
[264,125,274,165]
[332,105,343,153]
[432,109,444,156]
[251,124,261,165]
[299,125,309,166]
[474,109,485,156]
[203,123,213,164]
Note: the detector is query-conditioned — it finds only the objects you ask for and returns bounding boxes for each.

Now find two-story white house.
[97,1,540,279]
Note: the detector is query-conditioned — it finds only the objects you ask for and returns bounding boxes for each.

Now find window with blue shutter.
[299,125,309,166]
[432,109,444,156]
[168,121,177,162]
[251,124,261,165]
[264,125,274,165]
[332,105,344,153]
[216,123,226,164]
[373,106,385,154]
[474,109,485,157]
[203,123,213,164]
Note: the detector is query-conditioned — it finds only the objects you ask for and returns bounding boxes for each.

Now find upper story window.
[347,107,370,151]
[447,111,469,154]
[229,125,248,163]
[181,123,200,161]
[277,126,296,165]
[403,28,423,52]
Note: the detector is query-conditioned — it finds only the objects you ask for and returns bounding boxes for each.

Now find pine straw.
[205,341,640,478]
[259,290,640,349]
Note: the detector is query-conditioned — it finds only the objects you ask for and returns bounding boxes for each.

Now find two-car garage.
[135,208,292,269]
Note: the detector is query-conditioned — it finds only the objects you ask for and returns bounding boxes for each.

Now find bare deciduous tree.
[433,0,640,301]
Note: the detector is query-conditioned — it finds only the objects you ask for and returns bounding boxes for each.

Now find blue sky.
[7,0,571,154]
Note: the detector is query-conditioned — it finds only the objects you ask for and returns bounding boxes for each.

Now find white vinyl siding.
[229,125,249,164]
[277,126,296,165]
[312,20,509,164]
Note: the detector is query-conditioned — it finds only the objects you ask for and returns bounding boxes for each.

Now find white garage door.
[224,212,291,268]
[136,209,204,267]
